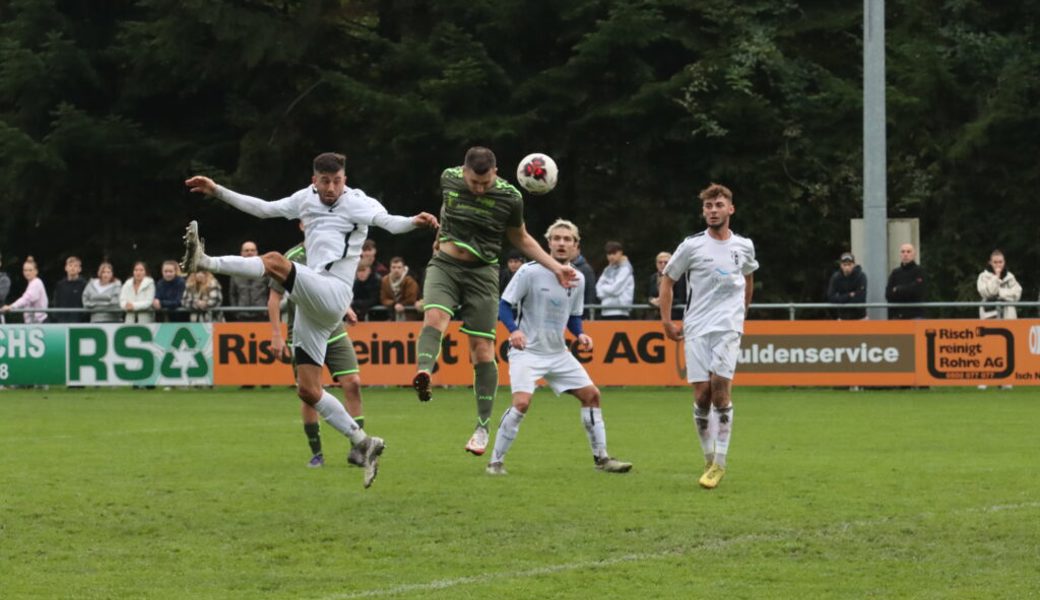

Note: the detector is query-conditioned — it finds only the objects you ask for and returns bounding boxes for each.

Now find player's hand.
[555,264,579,288]
[271,332,291,360]
[577,333,593,351]
[185,175,217,196]
[509,330,527,350]
[344,307,358,325]
[412,212,439,229]
[662,320,683,341]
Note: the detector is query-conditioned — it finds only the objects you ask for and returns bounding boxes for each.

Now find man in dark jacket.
[51,256,88,323]
[885,243,927,319]
[827,252,867,319]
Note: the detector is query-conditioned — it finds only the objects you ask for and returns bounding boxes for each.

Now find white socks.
[693,405,715,464]
[314,392,366,446]
[581,407,608,460]
[713,405,733,468]
[490,407,524,464]
[203,255,265,279]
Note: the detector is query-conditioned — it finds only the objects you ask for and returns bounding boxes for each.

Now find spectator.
[648,251,686,320]
[153,260,187,322]
[51,255,89,323]
[0,254,12,323]
[570,243,598,317]
[977,249,1021,390]
[121,261,156,323]
[595,240,634,320]
[182,271,223,322]
[361,239,389,277]
[827,252,867,319]
[977,249,1021,319]
[499,249,524,291]
[227,240,268,321]
[380,256,422,321]
[885,243,926,319]
[82,262,123,323]
[1,256,48,323]
[352,263,382,320]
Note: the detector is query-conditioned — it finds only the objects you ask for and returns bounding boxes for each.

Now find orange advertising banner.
[211,320,1040,387]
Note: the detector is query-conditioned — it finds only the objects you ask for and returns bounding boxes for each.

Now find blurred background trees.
[2,0,1037,305]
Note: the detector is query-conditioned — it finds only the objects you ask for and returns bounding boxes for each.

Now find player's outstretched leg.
[180,221,207,272]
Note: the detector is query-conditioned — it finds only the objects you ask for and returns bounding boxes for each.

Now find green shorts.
[422,252,499,339]
[291,329,359,381]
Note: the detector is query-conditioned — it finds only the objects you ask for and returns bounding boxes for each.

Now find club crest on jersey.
[731,250,740,267]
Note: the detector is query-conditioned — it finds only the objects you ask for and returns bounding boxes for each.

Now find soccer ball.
[516,153,558,195]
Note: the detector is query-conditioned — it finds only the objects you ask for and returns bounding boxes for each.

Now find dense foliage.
[2,0,1037,304]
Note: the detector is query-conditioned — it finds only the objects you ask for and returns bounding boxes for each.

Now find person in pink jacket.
[1,256,48,323]
[1,255,48,322]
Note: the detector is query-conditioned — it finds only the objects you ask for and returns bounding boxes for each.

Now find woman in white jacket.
[977,249,1021,390]
[977,249,1021,320]
[121,261,156,323]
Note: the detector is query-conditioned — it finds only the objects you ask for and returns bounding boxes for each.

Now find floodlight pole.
[864,0,888,320]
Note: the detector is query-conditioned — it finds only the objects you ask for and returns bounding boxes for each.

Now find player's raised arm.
[505,224,577,288]
[184,175,301,220]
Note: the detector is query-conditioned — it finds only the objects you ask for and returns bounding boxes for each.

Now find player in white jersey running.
[658,183,758,490]
[182,152,439,488]
[486,219,632,476]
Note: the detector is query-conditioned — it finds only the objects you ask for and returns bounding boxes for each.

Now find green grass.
[1,386,1038,599]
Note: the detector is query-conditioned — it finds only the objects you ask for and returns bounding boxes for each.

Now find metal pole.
[864,0,888,320]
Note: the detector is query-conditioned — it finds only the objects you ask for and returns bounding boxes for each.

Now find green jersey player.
[412,147,577,455]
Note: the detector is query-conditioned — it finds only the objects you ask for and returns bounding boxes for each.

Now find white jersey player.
[183,152,438,488]
[659,183,758,490]
[486,219,632,476]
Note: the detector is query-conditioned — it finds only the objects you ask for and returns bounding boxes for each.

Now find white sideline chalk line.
[323,500,1040,599]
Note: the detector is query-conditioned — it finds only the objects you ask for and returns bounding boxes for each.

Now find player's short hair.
[464,147,496,175]
[313,152,346,174]
[390,256,405,266]
[544,218,581,242]
[604,240,624,254]
[698,183,733,203]
[65,255,81,266]
[162,260,180,271]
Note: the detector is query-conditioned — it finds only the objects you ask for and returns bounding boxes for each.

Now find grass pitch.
[1,386,1038,599]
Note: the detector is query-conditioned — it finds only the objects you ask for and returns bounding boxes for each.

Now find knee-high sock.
[315,392,366,445]
[203,255,265,279]
[581,407,608,459]
[303,422,322,456]
[693,405,715,464]
[713,405,733,467]
[474,361,498,427]
[416,326,442,373]
[490,407,524,463]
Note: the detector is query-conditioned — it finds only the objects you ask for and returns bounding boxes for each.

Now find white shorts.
[684,330,742,382]
[288,265,351,365]
[507,349,594,395]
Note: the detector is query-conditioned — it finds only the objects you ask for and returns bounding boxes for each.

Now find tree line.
[2,0,1037,306]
